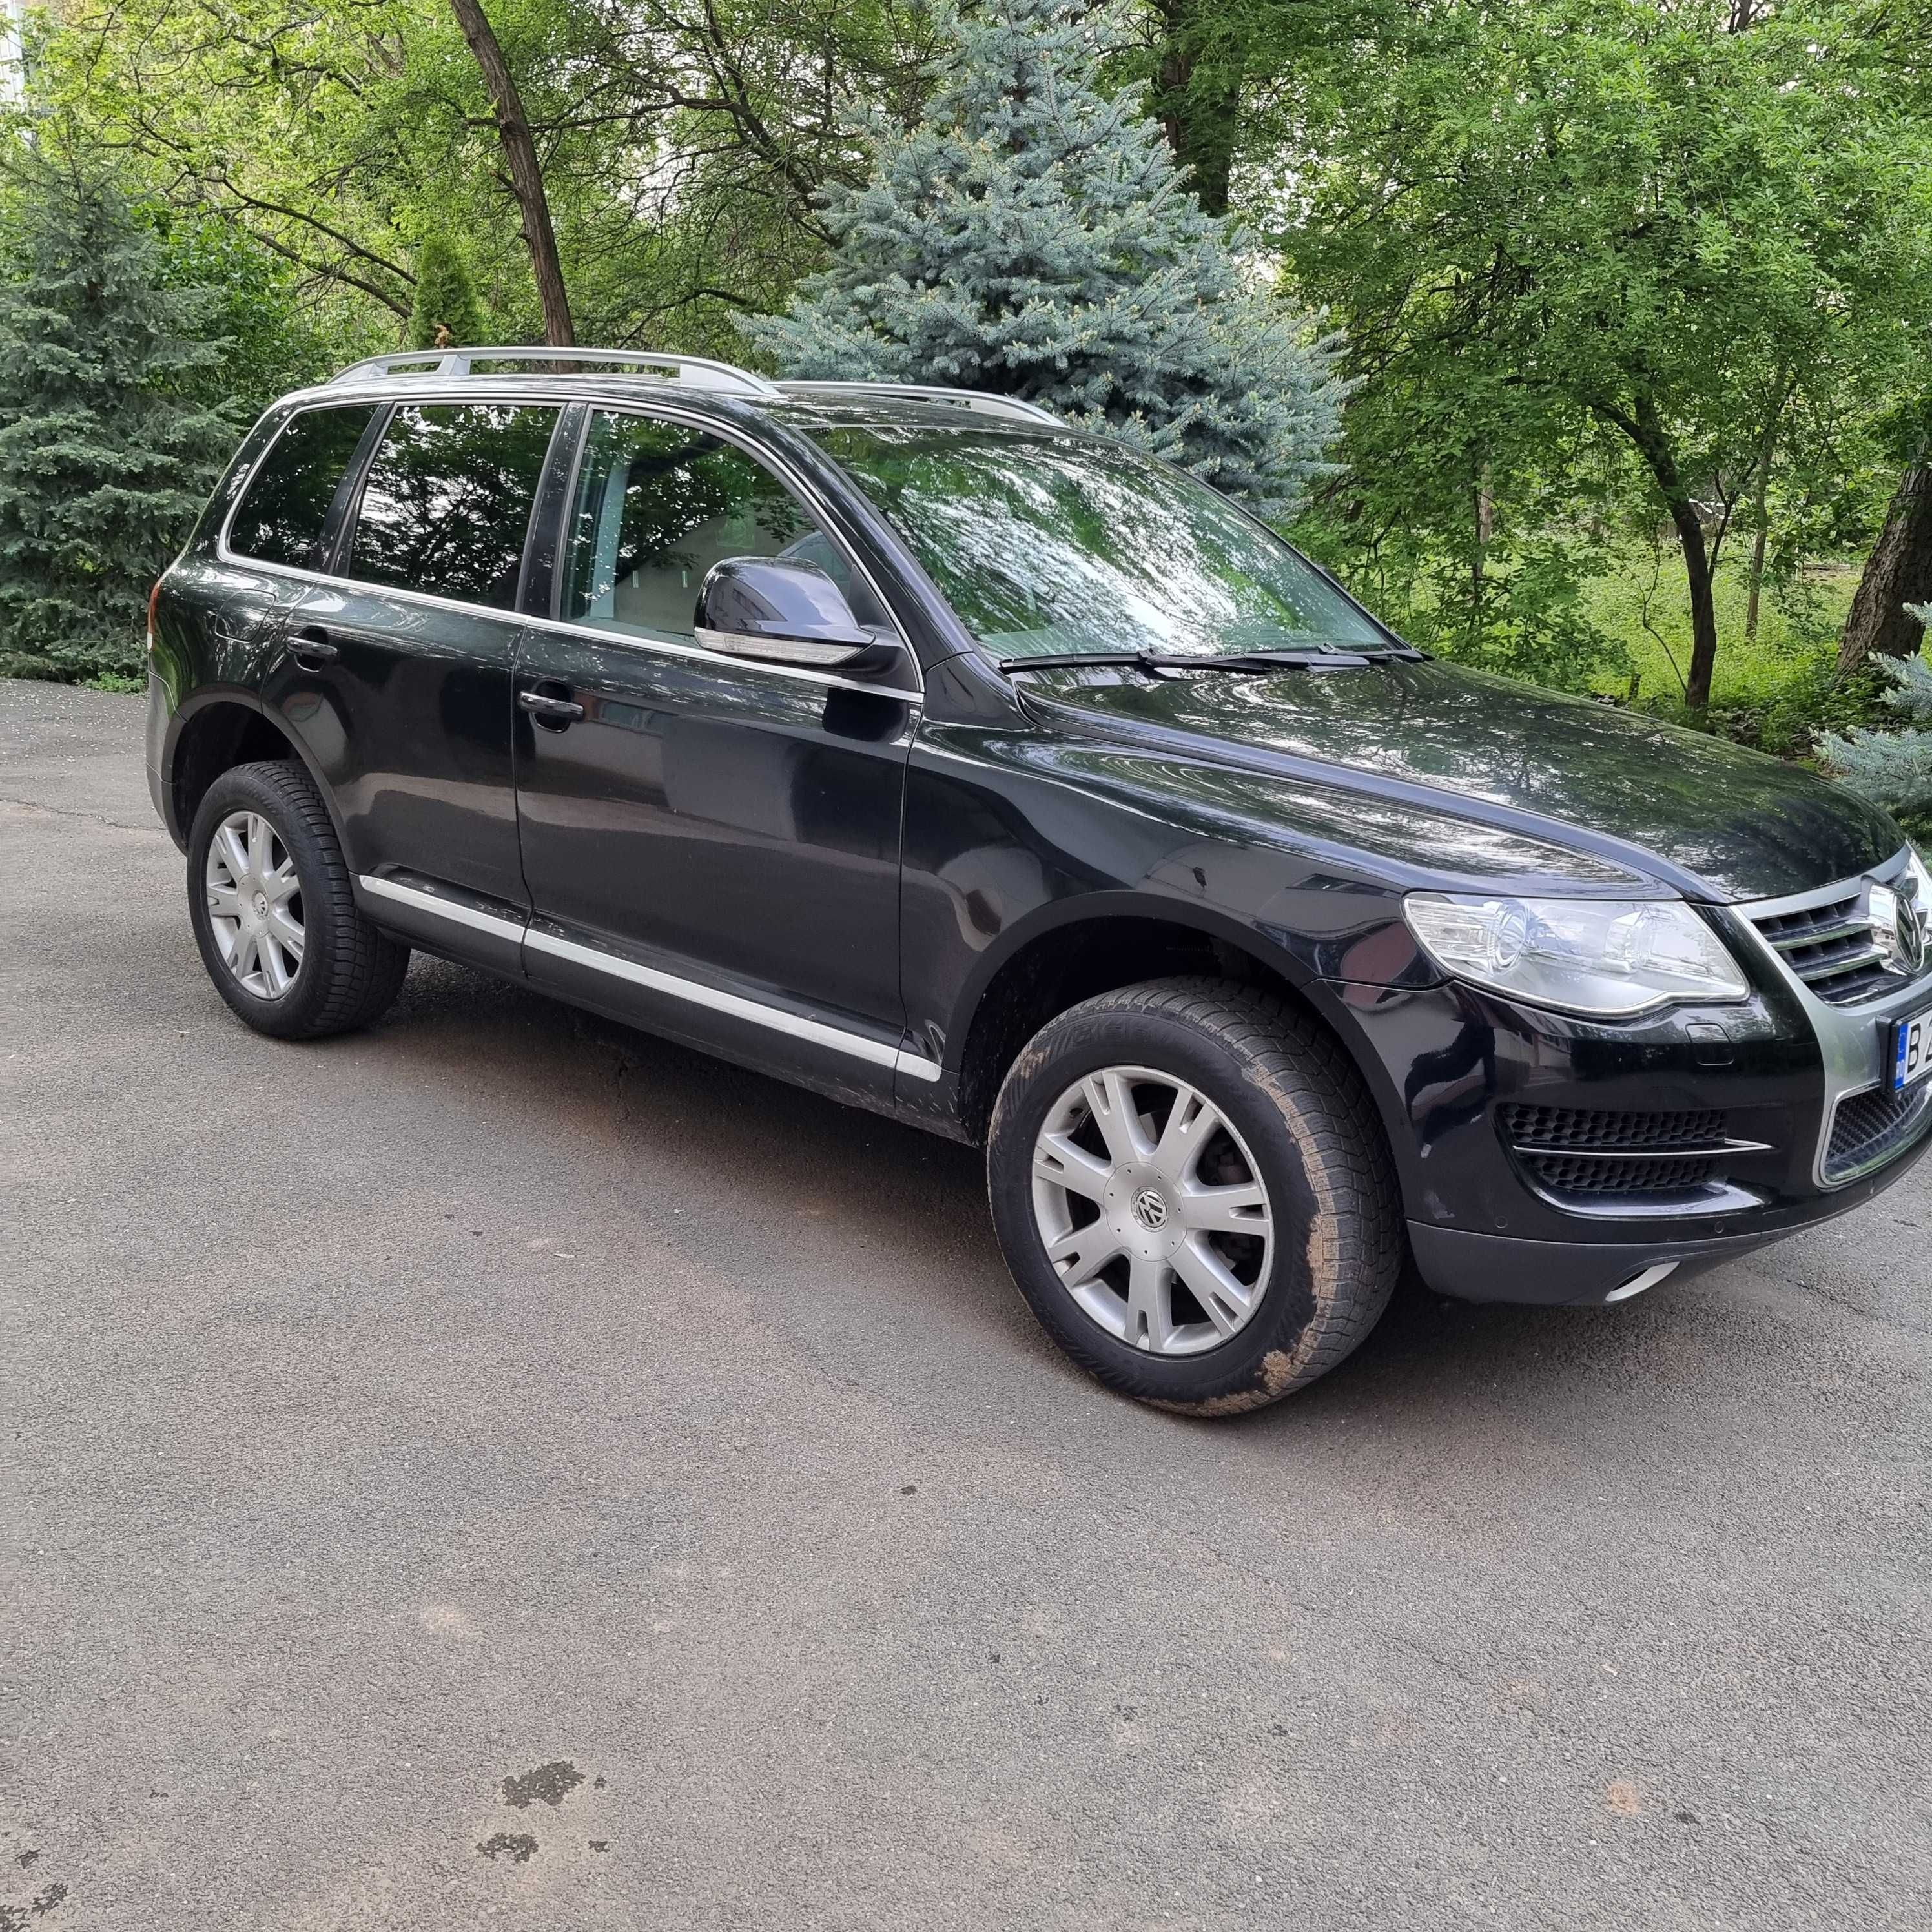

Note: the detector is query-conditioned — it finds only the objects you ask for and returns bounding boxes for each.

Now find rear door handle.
[291,625,339,666]
[518,689,585,725]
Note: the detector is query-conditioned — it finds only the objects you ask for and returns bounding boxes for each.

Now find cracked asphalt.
[3,678,1928,1930]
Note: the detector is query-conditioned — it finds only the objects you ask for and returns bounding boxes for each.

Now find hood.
[1014,657,1900,902]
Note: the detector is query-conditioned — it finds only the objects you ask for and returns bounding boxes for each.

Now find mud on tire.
[985,977,1402,1415]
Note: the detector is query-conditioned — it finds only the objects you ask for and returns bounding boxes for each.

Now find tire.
[187,759,409,1040]
[986,978,1401,1415]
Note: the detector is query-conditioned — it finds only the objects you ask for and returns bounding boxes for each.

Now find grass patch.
[1582,547,1880,758]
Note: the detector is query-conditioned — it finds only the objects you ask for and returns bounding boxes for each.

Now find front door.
[511,408,918,1091]
[260,399,562,962]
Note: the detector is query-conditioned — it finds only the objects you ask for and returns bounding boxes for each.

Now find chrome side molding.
[356,874,943,1084]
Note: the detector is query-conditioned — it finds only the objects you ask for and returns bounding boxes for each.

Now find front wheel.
[986,979,1401,1415]
[187,759,409,1040]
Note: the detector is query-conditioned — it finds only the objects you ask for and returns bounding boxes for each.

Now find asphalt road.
[3,677,1928,1931]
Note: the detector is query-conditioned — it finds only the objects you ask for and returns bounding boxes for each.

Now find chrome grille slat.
[1801,946,1888,980]
[1743,867,1920,1009]
[1737,848,1932,1189]
[1765,922,1876,954]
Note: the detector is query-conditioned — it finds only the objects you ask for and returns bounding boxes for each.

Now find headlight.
[1906,848,1932,909]
[1403,894,1749,1017]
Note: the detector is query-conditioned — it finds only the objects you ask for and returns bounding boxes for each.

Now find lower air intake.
[1824,1084,1932,1184]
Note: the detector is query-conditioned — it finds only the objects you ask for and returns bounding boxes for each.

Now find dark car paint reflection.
[1013,659,1898,901]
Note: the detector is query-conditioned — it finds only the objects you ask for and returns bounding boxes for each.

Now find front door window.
[558,412,888,639]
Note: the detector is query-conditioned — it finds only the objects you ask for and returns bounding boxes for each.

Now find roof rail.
[776,381,1064,427]
[327,346,781,399]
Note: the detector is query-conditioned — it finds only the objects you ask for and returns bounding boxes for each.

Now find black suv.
[149,346,1932,1415]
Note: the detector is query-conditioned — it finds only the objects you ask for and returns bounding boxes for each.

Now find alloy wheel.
[1030,1065,1275,1355]
[204,810,305,999]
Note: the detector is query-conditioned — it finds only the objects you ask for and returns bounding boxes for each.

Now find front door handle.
[291,626,339,666]
[518,688,585,726]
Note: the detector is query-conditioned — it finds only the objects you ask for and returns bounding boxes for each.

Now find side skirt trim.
[358,872,527,943]
[357,873,944,1085]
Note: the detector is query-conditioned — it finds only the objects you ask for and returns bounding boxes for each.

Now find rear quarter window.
[344,403,560,610]
[227,405,381,570]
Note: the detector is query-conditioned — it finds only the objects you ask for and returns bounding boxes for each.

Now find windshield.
[807,425,1385,660]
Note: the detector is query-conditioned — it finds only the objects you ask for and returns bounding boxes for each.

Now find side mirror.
[694,557,895,670]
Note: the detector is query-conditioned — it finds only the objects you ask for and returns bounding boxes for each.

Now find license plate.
[1892,1008,1932,1090]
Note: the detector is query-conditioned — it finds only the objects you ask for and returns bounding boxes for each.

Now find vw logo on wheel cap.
[1131,1188,1169,1230]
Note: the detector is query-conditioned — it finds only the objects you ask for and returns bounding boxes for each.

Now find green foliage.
[5,0,1930,745]
[408,230,486,348]
[26,0,931,353]
[745,0,1346,517]
[0,148,240,684]
[1279,0,1932,694]
[150,207,340,409]
[1822,605,1932,836]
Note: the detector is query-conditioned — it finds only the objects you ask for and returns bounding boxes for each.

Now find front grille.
[1498,1104,1726,1152]
[1521,1151,1719,1195]
[1499,1104,1732,1202]
[1824,1083,1932,1182]
[1747,889,1894,1006]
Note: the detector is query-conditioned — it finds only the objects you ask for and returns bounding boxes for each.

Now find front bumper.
[1322,859,1932,1304]
[1408,1122,1930,1304]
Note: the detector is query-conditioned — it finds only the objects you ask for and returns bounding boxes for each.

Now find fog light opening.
[1605,1261,1678,1304]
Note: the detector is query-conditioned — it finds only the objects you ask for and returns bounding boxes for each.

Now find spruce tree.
[743,0,1344,517]
[0,151,236,685]
[407,231,486,351]
[1823,605,1932,838]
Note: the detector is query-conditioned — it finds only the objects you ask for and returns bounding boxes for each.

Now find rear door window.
[345,403,560,610]
[227,405,380,570]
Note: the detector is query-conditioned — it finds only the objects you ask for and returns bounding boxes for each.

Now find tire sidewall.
[187,766,337,1038]
[988,1001,1351,1410]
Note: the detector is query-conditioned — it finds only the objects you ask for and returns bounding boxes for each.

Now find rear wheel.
[187,760,408,1040]
[987,978,1401,1415]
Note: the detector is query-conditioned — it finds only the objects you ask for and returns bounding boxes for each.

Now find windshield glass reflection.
[812,426,1383,660]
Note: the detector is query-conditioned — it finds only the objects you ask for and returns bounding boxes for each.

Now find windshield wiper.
[996,645,1426,676]
[995,650,1163,673]
[1167,650,1370,671]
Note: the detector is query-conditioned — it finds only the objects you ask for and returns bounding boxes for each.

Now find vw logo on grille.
[1871,879,1928,977]
[1132,1188,1169,1230]
[1901,892,1929,974]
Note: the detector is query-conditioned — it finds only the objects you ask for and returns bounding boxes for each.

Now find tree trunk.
[1839,462,1932,672]
[1743,381,1786,647]
[1153,2,1242,216]
[1598,392,1721,708]
[1744,519,1768,645]
[448,0,574,347]
[1672,497,1721,710]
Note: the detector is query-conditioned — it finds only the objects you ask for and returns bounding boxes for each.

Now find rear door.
[259,399,562,965]
[510,407,921,1094]
[188,402,382,694]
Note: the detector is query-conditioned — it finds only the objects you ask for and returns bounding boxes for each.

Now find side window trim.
[556,404,910,659]
[318,402,396,577]
[520,403,588,622]
[212,409,296,560]
[210,389,921,696]
[218,400,385,573]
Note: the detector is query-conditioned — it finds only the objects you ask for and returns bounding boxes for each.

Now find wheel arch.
[948,898,1340,1145]
[167,692,347,855]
